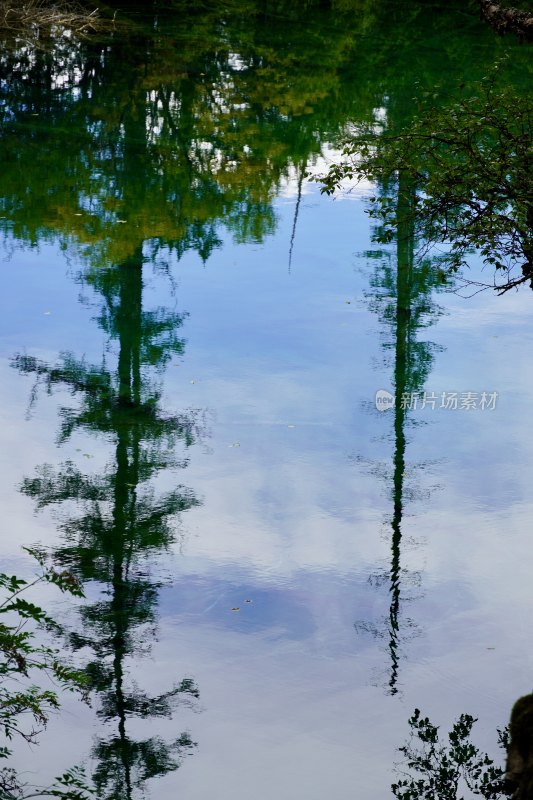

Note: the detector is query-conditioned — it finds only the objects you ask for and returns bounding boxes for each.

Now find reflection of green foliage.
[92,732,196,800]
[320,70,532,292]
[3,1,532,793]
[367,250,442,395]
[12,251,201,799]
[355,176,444,696]
[392,709,508,799]
[0,1,372,268]
[2,0,526,271]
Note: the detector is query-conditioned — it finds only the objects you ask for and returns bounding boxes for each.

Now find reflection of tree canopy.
[1,0,525,271]
[2,0,520,295]
[0,1,372,268]
[12,252,202,799]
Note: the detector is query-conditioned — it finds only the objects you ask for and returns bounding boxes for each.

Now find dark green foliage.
[392,709,508,799]
[0,549,86,745]
[0,551,95,799]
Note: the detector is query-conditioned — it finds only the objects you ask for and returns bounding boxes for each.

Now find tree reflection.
[12,250,202,798]
[0,6,380,792]
[355,174,444,694]
[337,0,522,697]
[386,175,442,694]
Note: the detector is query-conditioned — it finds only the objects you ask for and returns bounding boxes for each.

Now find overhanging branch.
[478,0,533,41]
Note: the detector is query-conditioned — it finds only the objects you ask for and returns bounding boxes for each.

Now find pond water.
[0,2,532,798]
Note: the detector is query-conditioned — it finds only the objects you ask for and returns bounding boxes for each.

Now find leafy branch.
[0,549,96,799]
[315,67,532,294]
[392,709,509,799]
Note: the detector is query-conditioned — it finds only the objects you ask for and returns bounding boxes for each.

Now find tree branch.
[478,0,533,42]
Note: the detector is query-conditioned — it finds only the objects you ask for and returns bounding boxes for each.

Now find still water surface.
[1,2,532,797]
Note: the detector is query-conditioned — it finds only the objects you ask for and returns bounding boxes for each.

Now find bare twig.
[0,0,112,38]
